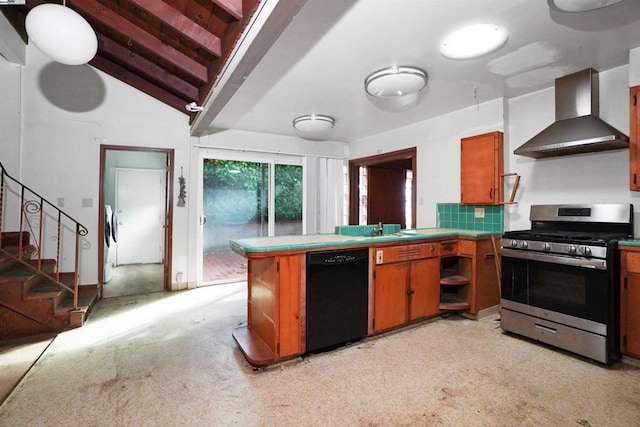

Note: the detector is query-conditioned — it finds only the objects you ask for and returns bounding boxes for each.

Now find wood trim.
[348,147,417,227]
[98,145,174,296]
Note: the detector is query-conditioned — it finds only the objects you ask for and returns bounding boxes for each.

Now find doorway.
[99,146,173,298]
[349,147,416,228]
[199,154,303,285]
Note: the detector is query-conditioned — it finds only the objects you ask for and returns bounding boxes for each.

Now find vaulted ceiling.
[4,1,640,143]
[2,0,261,116]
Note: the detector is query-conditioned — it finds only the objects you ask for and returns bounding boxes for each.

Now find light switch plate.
[474,207,485,218]
[376,250,384,264]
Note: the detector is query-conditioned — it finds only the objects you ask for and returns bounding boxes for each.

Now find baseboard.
[462,304,500,320]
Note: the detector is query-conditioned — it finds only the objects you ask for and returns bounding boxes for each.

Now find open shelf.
[440,257,471,312]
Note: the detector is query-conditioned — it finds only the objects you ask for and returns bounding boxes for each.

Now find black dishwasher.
[305,248,369,353]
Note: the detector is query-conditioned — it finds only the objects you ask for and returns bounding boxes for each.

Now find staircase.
[0,163,97,342]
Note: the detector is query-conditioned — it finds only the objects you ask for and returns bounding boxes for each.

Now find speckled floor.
[1,282,639,426]
[102,263,164,298]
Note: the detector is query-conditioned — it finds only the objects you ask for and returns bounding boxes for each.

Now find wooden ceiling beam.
[90,55,190,114]
[127,0,222,57]
[210,0,243,21]
[96,33,199,101]
[67,0,209,84]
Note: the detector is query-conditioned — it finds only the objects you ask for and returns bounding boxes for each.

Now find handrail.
[0,161,88,310]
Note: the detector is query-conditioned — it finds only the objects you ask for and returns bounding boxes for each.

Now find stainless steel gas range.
[500,204,634,364]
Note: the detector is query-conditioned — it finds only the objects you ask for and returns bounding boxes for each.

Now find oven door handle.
[500,248,607,270]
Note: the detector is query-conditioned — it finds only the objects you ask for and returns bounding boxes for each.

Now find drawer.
[625,251,640,274]
[377,243,439,264]
[440,241,458,257]
[458,239,475,256]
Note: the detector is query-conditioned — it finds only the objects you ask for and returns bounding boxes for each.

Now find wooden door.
[460,131,504,205]
[374,263,409,332]
[409,257,440,320]
[368,166,406,228]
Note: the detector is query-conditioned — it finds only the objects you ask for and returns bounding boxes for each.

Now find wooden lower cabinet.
[466,237,501,316]
[233,254,303,366]
[233,235,501,367]
[439,237,500,315]
[620,247,640,358]
[410,258,441,320]
[374,262,410,332]
[373,244,440,333]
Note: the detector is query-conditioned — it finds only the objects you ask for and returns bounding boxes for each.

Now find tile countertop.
[619,239,640,246]
[230,228,499,254]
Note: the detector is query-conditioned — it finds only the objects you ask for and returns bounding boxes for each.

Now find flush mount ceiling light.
[365,66,428,98]
[548,0,624,12]
[292,115,335,133]
[25,1,98,65]
[440,24,508,60]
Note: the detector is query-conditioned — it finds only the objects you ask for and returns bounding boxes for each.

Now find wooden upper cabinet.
[461,131,504,205]
[630,86,640,190]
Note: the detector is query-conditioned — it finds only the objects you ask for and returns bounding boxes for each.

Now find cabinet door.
[374,263,409,332]
[622,273,640,357]
[461,131,504,205]
[277,255,303,358]
[409,257,440,320]
[630,86,640,190]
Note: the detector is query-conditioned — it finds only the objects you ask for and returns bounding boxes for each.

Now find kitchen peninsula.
[230,228,501,367]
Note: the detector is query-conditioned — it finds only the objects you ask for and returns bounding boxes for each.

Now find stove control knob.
[541,242,551,251]
[580,246,592,256]
[520,241,528,249]
[510,240,518,248]
[568,245,577,254]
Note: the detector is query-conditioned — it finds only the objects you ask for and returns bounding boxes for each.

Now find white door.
[115,168,165,265]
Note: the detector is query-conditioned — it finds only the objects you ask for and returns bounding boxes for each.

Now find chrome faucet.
[373,221,384,236]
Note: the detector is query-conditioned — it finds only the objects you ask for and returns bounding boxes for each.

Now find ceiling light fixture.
[25,1,98,65]
[292,115,335,133]
[440,24,508,60]
[364,66,428,98]
[548,0,624,12]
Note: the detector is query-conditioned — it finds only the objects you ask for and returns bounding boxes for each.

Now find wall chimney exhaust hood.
[514,68,628,158]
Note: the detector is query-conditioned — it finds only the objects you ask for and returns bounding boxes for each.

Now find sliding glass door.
[200,156,302,284]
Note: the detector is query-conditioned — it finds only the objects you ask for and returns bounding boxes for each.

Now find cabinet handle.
[489,188,493,200]
[407,289,415,296]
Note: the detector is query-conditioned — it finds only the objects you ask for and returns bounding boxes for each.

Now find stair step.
[0,232,30,250]
[56,286,98,312]
[25,281,65,299]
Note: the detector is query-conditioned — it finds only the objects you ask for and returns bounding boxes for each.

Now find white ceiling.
[195,0,640,142]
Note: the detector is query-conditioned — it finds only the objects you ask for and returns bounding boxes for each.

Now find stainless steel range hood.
[514,68,628,158]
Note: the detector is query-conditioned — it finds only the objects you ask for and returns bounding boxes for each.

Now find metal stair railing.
[0,162,88,310]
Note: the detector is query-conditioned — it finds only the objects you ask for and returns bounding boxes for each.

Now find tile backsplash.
[335,224,401,236]
[437,203,504,233]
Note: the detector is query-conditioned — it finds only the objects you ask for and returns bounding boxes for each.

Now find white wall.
[350,98,504,228]
[0,58,22,231]
[506,65,640,234]
[20,44,191,286]
[350,65,640,235]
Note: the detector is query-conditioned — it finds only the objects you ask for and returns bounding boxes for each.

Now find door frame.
[197,149,303,286]
[348,147,416,227]
[98,145,174,298]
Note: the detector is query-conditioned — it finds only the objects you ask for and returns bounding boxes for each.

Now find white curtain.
[304,157,346,234]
